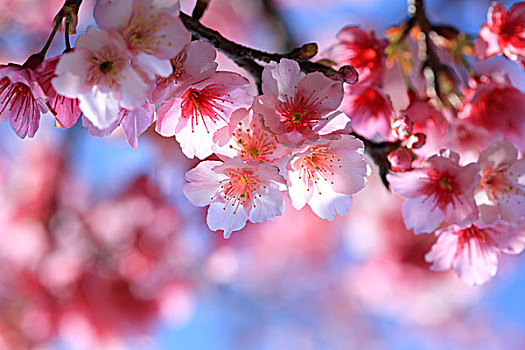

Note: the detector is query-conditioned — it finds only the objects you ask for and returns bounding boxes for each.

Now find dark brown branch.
[179,13,355,85]
[351,132,401,189]
[192,0,210,21]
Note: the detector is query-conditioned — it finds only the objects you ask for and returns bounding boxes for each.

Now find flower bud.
[388,148,414,171]
[405,132,426,149]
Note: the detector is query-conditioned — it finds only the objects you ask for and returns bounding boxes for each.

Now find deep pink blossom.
[475,2,525,66]
[183,158,285,238]
[35,56,81,129]
[458,75,525,149]
[326,26,387,85]
[341,85,394,141]
[254,59,346,148]
[425,221,525,286]
[388,150,480,234]
[0,64,47,138]
[286,135,368,220]
[400,93,447,155]
[52,28,150,129]
[475,141,525,225]
[156,72,251,159]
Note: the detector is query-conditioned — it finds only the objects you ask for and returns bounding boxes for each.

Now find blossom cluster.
[316,2,525,286]
[0,0,524,287]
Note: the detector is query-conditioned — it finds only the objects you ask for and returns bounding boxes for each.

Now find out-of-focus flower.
[0,64,47,138]
[52,28,150,129]
[476,141,525,225]
[458,75,525,149]
[254,59,346,148]
[341,85,394,141]
[475,2,525,66]
[183,158,285,238]
[388,149,480,234]
[286,135,368,220]
[326,26,387,85]
[425,221,525,286]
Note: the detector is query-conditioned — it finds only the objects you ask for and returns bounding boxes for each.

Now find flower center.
[86,49,125,88]
[230,121,279,163]
[181,84,231,133]
[100,61,113,73]
[278,93,326,132]
[217,169,261,213]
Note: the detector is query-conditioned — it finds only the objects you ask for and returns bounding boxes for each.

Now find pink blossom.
[341,85,394,141]
[458,75,525,149]
[35,56,81,129]
[213,107,289,164]
[156,72,251,159]
[183,158,285,238]
[94,0,190,78]
[84,104,155,149]
[425,221,525,286]
[388,150,480,234]
[253,59,345,148]
[286,135,368,220]
[326,26,387,85]
[476,141,525,225]
[0,64,47,138]
[475,2,525,65]
[151,41,218,104]
[52,28,151,129]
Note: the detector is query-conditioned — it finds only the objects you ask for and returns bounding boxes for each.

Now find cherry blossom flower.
[254,59,345,148]
[183,158,285,238]
[286,135,368,220]
[156,72,251,159]
[341,84,394,141]
[458,75,525,149]
[94,0,190,79]
[0,64,47,138]
[35,56,81,129]
[52,28,150,129]
[388,150,480,234]
[151,41,218,104]
[475,141,525,225]
[325,26,387,85]
[425,221,525,286]
[475,2,525,66]
[213,107,288,165]
[84,104,155,149]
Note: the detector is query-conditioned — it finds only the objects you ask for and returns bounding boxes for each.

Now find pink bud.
[388,148,414,171]
[405,133,426,149]
[338,65,359,84]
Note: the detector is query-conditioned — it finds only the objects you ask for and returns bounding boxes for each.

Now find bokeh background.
[1,0,525,349]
